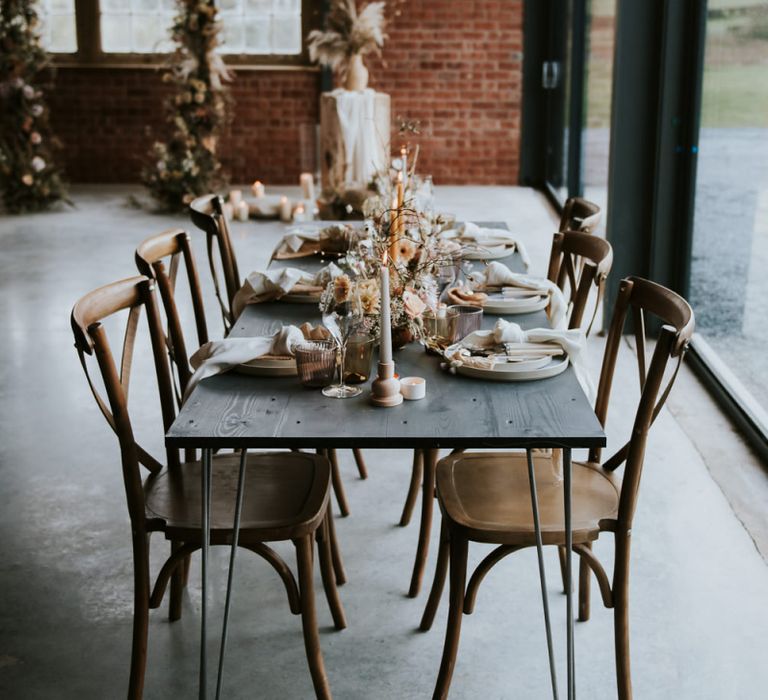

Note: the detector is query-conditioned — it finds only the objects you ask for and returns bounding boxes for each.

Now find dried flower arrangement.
[308,0,386,90]
[142,0,232,211]
[0,0,68,214]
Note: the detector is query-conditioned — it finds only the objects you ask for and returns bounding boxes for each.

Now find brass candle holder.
[370,360,403,407]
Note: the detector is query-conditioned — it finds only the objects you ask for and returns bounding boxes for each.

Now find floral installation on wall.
[143,0,232,211]
[0,0,68,214]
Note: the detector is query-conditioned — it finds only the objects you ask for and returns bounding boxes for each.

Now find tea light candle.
[235,201,249,221]
[229,189,242,207]
[400,376,426,400]
[279,195,292,222]
[251,180,265,198]
[300,172,315,201]
[293,203,307,222]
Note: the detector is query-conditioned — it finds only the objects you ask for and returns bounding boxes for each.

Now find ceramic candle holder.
[400,376,426,400]
[370,361,403,407]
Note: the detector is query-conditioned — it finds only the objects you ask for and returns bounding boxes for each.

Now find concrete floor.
[1,186,767,699]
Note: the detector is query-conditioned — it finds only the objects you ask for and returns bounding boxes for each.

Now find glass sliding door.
[543,0,616,231]
[689,1,768,418]
[582,0,616,234]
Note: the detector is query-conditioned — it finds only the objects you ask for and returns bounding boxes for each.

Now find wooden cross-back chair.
[423,276,694,699]
[558,195,602,234]
[547,230,613,336]
[71,276,345,700]
[189,194,241,334]
[398,233,615,599]
[135,227,208,413]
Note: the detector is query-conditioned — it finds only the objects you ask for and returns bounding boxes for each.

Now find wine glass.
[322,291,364,398]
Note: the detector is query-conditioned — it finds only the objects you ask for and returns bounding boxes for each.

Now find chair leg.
[352,448,368,479]
[614,532,633,700]
[181,551,191,587]
[557,545,570,593]
[169,541,184,622]
[399,449,424,527]
[433,531,469,700]
[295,535,332,700]
[128,532,150,700]
[408,448,438,598]
[326,505,347,586]
[329,448,350,517]
[317,511,347,630]
[420,518,449,632]
[578,542,592,622]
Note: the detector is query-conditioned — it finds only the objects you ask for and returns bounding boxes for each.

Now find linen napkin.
[231,262,342,317]
[183,324,329,401]
[444,318,594,402]
[468,261,567,329]
[273,225,360,260]
[459,222,531,269]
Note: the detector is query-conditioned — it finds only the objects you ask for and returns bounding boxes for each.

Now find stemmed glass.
[322,290,364,398]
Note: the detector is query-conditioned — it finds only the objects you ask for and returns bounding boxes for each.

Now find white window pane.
[37,0,77,53]
[245,17,271,52]
[246,0,273,12]
[273,0,300,13]
[48,14,77,52]
[271,14,301,54]
[219,0,241,13]
[221,22,245,53]
[101,16,133,52]
[133,0,160,11]
[132,13,169,52]
[101,0,128,12]
[101,7,174,52]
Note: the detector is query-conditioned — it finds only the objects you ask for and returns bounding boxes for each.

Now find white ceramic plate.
[482,294,549,315]
[235,356,297,377]
[456,355,569,382]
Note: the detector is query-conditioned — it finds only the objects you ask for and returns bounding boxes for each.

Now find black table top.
[166,223,606,450]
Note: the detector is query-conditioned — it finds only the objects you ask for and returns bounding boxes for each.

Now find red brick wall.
[47,0,523,185]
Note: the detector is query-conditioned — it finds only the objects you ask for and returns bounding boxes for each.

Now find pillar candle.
[299,172,315,201]
[279,196,292,222]
[389,193,399,262]
[293,203,307,222]
[251,180,265,198]
[229,189,242,207]
[379,262,393,364]
[235,201,249,221]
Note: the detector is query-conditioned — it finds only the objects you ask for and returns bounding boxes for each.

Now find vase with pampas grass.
[308,0,386,91]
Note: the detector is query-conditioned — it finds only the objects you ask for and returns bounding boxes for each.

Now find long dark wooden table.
[166,222,605,700]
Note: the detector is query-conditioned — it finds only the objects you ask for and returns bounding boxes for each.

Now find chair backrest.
[590,276,695,530]
[547,230,613,335]
[558,196,601,234]
[135,228,209,406]
[71,277,179,525]
[189,194,241,333]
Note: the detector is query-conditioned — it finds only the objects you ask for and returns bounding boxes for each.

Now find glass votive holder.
[423,307,461,350]
[295,340,337,388]
[344,334,375,384]
[448,304,484,342]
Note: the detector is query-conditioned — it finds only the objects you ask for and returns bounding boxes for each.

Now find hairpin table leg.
[564,446,575,700]
[526,449,559,700]
[215,448,248,699]
[200,448,212,700]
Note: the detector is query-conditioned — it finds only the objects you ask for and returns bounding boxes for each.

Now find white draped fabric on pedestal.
[332,88,387,187]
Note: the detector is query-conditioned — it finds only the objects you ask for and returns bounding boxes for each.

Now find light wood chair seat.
[437,452,619,547]
[145,452,330,544]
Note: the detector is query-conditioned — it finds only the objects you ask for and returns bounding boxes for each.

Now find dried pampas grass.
[308,0,387,71]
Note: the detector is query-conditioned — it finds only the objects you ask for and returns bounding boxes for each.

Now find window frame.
[48,0,322,70]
